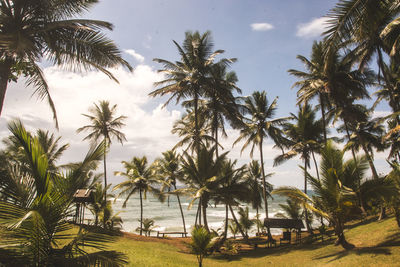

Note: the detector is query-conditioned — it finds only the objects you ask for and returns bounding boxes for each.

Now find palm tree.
[0,0,132,126]
[273,141,358,250]
[203,63,242,158]
[340,109,386,180]
[77,100,127,202]
[274,104,324,232]
[171,107,215,153]
[246,160,272,235]
[189,226,213,267]
[238,206,255,237]
[0,120,127,265]
[234,90,286,235]
[113,156,163,236]
[180,147,227,231]
[288,41,332,143]
[275,198,303,220]
[154,150,187,234]
[212,159,250,240]
[150,31,234,155]
[136,218,156,237]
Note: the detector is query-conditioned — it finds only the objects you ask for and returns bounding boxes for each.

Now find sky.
[0,0,392,188]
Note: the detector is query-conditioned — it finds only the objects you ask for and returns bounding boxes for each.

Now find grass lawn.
[103,216,400,266]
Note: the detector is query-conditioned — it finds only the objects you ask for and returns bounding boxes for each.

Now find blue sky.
[0,0,392,188]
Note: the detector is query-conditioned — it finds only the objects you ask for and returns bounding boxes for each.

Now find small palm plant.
[238,206,255,238]
[228,219,239,239]
[136,218,156,236]
[189,226,213,267]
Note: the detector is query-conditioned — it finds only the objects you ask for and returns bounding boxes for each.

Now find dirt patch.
[122,232,192,252]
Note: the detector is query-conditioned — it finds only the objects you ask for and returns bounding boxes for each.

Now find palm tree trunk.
[229,205,248,242]
[0,58,12,118]
[103,138,108,203]
[174,184,187,234]
[194,90,200,155]
[259,139,271,238]
[360,141,379,179]
[256,207,260,235]
[304,159,313,234]
[139,188,143,236]
[198,198,202,226]
[319,92,328,145]
[202,199,209,232]
[224,204,229,238]
[344,121,357,163]
[311,151,320,181]
[334,219,354,250]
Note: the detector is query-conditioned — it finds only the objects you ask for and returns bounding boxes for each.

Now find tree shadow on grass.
[313,246,391,262]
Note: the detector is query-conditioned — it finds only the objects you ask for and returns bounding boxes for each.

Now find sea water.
[105,194,291,236]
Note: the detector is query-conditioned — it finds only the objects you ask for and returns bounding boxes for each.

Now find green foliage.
[0,120,126,266]
[136,218,156,236]
[189,226,213,267]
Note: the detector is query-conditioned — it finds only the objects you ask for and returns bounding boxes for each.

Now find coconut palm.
[180,147,227,231]
[212,159,250,240]
[288,41,332,143]
[0,120,127,265]
[275,198,303,220]
[154,150,187,234]
[203,63,242,158]
[77,100,127,202]
[273,141,358,250]
[150,31,234,155]
[113,156,163,235]
[274,104,324,232]
[136,218,155,237]
[238,206,254,237]
[234,90,286,235]
[246,160,272,235]
[0,0,132,126]
[171,107,215,153]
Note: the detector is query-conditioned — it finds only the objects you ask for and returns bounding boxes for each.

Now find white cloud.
[250,23,274,32]
[125,49,145,63]
[296,17,329,38]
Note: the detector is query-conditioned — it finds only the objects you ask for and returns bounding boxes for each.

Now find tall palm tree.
[234,90,286,236]
[154,150,187,234]
[246,160,272,235]
[0,120,127,265]
[203,63,242,158]
[113,156,163,236]
[274,104,324,233]
[77,100,127,202]
[150,31,234,155]
[288,41,331,143]
[180,147,227,231]
[0,0,132,126]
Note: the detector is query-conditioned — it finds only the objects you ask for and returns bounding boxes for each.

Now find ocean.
[104,193,291,236]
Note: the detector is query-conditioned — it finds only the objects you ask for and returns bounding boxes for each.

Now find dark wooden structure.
[264,218,305,244]
[73,189,94,224]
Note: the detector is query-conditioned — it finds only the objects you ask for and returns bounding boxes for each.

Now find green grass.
[105,216,400,267]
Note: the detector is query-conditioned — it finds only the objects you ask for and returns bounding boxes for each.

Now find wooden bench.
[157,231,188,238]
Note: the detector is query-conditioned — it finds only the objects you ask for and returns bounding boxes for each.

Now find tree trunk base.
[378,206,387,221]
[335,233,355,250]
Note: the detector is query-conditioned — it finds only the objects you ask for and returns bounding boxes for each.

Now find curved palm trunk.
[359,140,379,180]
[139,188,143,235]
[0,58,12,118]
[194,90,200,155]
[259,139,272,238]
[334,219,354,250]
[228,205,248,242]
[174,184,187,234]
